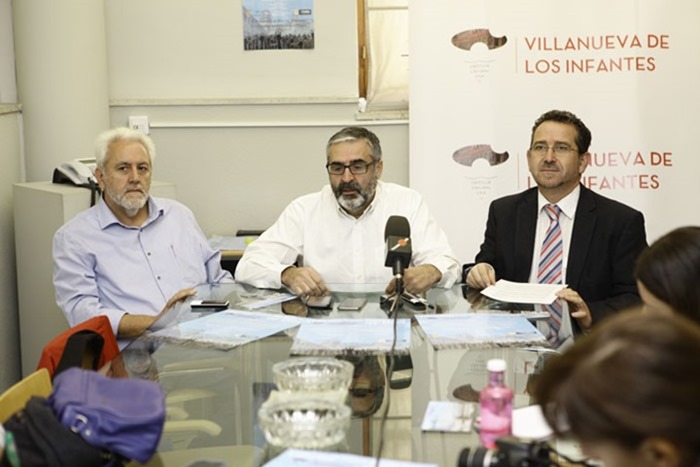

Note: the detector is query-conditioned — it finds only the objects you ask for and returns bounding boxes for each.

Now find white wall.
[109,105,409,236]
[105,0,358,100]
[0,0,16,103]
[104,0,409,236]
[12,0,110,181]
[0,109,23,389]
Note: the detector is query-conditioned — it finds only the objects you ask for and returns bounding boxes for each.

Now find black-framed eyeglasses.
[529,143,579,157]
[326,160,375,175]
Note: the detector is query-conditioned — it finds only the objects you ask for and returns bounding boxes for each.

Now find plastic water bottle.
[479,358,513,449]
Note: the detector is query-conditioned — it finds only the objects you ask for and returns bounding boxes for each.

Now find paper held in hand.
[481,279,567,304]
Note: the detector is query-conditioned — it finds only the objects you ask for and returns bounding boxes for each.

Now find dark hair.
[635,226,700,325]
[326,127,383,162]
[531,110,592,154]
[533,310,700,466]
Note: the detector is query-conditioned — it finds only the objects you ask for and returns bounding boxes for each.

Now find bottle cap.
[486,358,506,372]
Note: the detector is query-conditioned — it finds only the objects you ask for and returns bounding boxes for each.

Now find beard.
[333,175,378,216]
[105,184,148,218]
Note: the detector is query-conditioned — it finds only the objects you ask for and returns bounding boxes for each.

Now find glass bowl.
[258,399,351,449]
[273,357,354,392]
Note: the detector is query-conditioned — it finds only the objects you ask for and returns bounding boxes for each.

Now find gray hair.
[326,127,383,162]
[94,127,156,170]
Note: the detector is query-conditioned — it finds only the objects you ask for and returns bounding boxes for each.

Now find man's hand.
[117,287,196,338]
[386,264,441,295]
[465,263,496,290]
[161,288,198,315]
[557,288,593,331]
[281,266,330,297]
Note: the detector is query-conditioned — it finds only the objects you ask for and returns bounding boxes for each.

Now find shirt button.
[157,276,161,280]
[147,252,151,256]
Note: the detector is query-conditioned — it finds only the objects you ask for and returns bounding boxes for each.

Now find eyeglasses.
[326,160,375,175]
[529,143,579,157]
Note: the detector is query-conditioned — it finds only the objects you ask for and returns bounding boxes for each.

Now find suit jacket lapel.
[515,189,538,281]
[567,185,596,288]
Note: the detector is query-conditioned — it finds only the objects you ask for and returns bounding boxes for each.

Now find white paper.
[148,310,302,350]
[207,235,258,251]
[290,318,411,356]
[264,449,438,467]
[243,292,298,310]
[415,314,546,350]
[421,401,475,432]
[512,404,553,440]
[481,280,566,304]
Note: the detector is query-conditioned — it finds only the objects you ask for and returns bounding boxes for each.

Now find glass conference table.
[119,282,575,467]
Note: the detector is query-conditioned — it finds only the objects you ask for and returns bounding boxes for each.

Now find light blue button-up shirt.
[53,196,232,341]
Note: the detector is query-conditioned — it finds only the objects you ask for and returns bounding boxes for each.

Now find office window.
[358,0,408,112]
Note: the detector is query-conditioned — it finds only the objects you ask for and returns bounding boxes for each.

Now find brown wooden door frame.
[357,0,368,98]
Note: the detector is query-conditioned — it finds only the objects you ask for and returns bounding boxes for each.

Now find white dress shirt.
[235,181,460,289]
[528,185,580,284]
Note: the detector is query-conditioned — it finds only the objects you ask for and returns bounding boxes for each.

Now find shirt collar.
[537,184,580,220]
[96,195,164,230]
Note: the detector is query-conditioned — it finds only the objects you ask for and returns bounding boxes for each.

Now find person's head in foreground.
[635,226,700,325]
[533,310,700,467]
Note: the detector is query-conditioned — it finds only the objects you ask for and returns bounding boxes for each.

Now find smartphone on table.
[305,295,333,309]
[190,300,230,311]
[337,297,367,311]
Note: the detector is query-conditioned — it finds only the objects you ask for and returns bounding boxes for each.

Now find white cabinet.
[13,181,176,375]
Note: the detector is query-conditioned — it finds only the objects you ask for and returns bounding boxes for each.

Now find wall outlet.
[128,115,150,134]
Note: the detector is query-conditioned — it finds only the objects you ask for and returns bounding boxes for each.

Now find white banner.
[410,0,700,264]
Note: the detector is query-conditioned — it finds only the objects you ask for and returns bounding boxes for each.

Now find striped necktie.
[538,204,563,285]
[538,204,563,346]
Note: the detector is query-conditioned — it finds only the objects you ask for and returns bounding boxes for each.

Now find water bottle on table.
[479,358,513,449]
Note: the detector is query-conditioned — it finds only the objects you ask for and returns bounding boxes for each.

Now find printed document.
[481,279,566,304]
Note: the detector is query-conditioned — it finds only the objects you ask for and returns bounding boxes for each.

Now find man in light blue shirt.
[53,128,232,344]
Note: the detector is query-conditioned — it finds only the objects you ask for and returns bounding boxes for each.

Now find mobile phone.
[305,295,333,309]
[401,292,427,310]
[337,297,367,311]
[190,299,229,310]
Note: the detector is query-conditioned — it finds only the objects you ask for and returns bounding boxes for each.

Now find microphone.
[384,215,412,279]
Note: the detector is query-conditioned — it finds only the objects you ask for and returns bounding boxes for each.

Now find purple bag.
[49,367,166,464]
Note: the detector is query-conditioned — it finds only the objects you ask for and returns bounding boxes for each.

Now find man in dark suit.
[465,110,647,332]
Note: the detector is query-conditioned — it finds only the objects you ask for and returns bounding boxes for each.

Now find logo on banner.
[451,29,508,51]
[452,145,509,167]
[448,25,676,193]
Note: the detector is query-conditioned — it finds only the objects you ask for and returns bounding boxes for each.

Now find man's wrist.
[430,265,443,287]
[280,265,296,285]
[461,263,476,283]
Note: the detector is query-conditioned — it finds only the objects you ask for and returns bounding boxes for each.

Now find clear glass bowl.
[258,399,351,449]
[272,357,354,392]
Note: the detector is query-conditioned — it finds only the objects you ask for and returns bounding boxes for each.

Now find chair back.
[37,315,120,380]
[0,368,52,422]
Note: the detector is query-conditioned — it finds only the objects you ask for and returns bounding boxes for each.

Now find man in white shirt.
[53,128,232,343]
[235,126,460,297]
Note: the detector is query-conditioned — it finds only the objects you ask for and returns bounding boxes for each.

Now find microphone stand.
[386,260,405,314]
